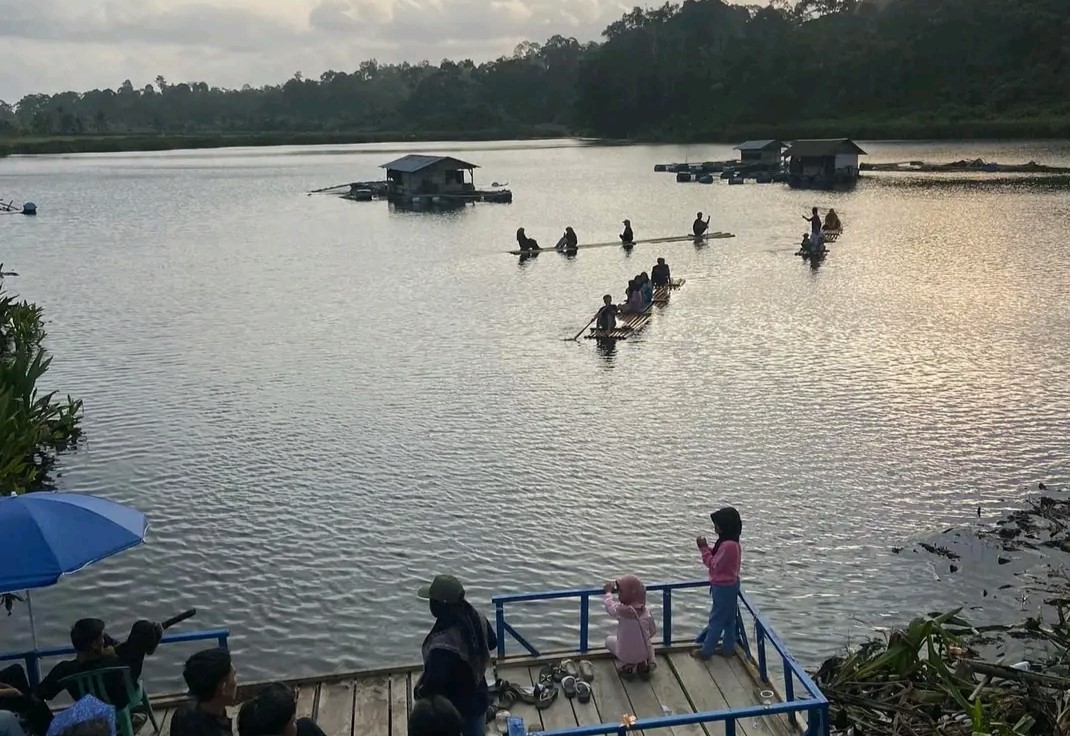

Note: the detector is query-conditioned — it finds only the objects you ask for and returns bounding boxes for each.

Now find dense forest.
[1,0,1068,147]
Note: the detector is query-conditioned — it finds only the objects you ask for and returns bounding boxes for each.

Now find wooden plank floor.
[150,649,801,736]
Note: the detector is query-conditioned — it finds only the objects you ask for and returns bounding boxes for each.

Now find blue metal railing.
[0,628,230,687]
[491,580,829,736]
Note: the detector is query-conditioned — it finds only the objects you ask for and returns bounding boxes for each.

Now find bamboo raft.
[585,279,684,340]
[148,646,798,736]
[507,233,733,256]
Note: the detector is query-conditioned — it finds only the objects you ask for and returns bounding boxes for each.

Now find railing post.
[218,633,230,652]
[784,665,797,726]
[579,594,590,654]
[756,624,768,682]
[725,716,736,736]
[26,654,40,689]
[495,603,506,659]
[662,588,672,647]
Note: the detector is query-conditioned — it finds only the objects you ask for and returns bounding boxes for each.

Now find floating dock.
[142,580,826,736]
[8,581,827,736]
[508,234,733,256]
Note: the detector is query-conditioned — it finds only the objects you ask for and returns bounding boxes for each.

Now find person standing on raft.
[596,295,619,332]
[651,258,671,287]
[620,220,634,245]
[693,213,710,237]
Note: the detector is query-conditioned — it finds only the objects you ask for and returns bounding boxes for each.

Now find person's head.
[409,696,463,736]
[623,219,631,226]
[615,574,647,609]
[46,695,116,736]
[516,227,524,236]
[696,212,702,219]
[237,684,297,736]
[641,272,649,281]
[627,279,636,292]
[566,226,575,234]
[418,574,466,618]
[710,507,742,542]
[70,619,107,655]
[657,258,665,266]
[183,648,238,705]
[603,294,613,305]
[812,207,818,215]
[827,208,836,215]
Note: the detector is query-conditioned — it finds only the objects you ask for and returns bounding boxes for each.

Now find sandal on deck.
[561,675,578,699]
[575,681,593,705]
[578,660,595,682]
[534,683,559,710]
[538,664,566,684]
[560,659,580,679]
[494,680,521,709]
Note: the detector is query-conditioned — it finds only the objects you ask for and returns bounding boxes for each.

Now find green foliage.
[816,610,1056,735]
[0,287,82,493]
[1,0,1067,146]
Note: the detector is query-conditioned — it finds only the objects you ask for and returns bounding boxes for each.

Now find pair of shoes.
[560,675,593,704]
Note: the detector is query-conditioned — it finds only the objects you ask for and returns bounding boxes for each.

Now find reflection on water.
[1,138,1068,692]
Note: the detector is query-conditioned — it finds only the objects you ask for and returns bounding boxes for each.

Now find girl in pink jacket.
[603,574,657,678]
[693,506,742,660]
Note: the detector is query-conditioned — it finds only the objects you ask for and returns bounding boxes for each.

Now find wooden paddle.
[569,313,600,341]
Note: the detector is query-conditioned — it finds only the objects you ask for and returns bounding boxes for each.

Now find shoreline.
[2,115,1070,157]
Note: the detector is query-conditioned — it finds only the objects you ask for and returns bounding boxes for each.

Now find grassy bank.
[644,114,1070,145]
[2,114,1069,157]
[0,126,572,156]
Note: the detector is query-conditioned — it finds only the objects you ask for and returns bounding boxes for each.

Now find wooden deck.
[152,649,798,736]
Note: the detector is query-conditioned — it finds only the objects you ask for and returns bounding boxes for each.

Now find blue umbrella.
[0,492,148,648]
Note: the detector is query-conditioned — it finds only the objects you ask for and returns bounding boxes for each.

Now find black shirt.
[651,264,670,286]
[35,621,157,707]
[693,219,708,236]
[171,702,232,736]
[621,226,634,243]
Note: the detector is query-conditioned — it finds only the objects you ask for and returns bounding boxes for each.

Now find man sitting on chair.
[35,618,163,709]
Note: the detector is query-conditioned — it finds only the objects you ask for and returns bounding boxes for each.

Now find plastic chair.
[58,666,159,736]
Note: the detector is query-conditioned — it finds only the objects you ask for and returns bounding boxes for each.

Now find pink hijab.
[615,575,647,619]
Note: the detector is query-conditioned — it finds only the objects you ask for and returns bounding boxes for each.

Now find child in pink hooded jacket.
[603,574,657,677]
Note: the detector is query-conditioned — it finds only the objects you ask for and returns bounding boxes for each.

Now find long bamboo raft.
[508,233,733,256]
[585,279,684,340]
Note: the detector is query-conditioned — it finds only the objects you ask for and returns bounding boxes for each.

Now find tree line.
[1,0,1068,142]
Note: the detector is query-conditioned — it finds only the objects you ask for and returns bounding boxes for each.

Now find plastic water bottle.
[752,690,775,731]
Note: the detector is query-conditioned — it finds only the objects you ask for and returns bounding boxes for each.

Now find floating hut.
[378,155,512,207]
[734,140,785,168]
[784,139,867,188]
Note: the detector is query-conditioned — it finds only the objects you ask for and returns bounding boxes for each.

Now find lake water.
[2,139,1069,693]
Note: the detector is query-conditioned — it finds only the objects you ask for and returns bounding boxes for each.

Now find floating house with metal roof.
[378,155,510,207]
[783,139,867,187]
[734,140,786,168]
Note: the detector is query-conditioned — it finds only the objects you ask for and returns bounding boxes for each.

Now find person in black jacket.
[414,576,497,736]
[35,618,163,709]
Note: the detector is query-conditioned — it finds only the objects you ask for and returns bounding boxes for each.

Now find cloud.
[0,0,756,101]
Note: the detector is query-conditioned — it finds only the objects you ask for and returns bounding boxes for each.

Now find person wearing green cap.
[414,576,497,736]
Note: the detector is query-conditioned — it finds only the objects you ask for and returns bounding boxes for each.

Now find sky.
[0,0,739,102]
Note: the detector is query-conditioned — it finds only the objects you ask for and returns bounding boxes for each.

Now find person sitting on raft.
[651,258,671,287]
[516,227,539,252]
[555,226,579,252]
[823,209,841,231]
[693,212,710,237]
[639,273,654,305]
[620,220,634,245]
[622,281,646,314]
[596,295,619,332]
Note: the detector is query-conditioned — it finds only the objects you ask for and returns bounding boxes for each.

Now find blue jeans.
[462,711,486,736]
[696,583,740,655]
